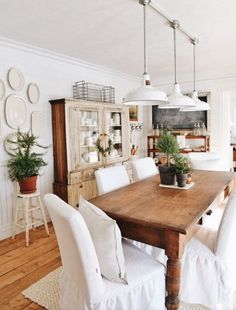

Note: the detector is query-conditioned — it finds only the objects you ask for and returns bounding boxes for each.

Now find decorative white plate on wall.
[31,111,44,137]
[4,132,18,155]
[5,95,27,129]
[0,79,5,100]
[7,67,24,91]
[28,83,40,104]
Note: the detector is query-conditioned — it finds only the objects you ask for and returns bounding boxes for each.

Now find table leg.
[166,258,181,310]
[165,229,184,310]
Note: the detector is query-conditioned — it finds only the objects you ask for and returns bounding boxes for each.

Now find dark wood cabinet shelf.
[147,135,210,159]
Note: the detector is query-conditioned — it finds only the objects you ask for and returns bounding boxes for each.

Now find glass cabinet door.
[79,108,101,166]
[104,109,124,161]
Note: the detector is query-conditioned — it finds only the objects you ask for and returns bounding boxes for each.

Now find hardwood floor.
[0,223,61,310]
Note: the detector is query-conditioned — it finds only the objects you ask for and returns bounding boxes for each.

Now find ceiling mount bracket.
[148,0,199,42]
[139,0,151,6]
[190,37,200,45]
[170,20,180,30]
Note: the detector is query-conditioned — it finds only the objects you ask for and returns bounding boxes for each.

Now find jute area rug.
[22,267,209,310]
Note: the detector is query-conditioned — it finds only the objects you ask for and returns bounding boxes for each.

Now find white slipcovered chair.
[180,190,236,309]
[44,193,165,310]
[95,165,130,195]
[188,152,225,230]
[95,164,166,265]
[188,152,221,171]
[129,157,166,264]
[130,157,158,182]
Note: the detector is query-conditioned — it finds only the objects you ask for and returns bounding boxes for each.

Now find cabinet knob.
[79,184,83,188]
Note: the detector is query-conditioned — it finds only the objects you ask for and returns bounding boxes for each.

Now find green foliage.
[173,154,192,174]
[156,132,179,166]
[96,134,112,157]
[7,130,48,181]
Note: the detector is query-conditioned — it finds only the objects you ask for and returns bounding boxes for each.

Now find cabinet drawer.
[68,180,98,208]
[70,168,96,184]
[81,169,95,181]
[70,171,82,184]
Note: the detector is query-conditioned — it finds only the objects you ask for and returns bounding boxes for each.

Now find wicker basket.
[73,80,115,103]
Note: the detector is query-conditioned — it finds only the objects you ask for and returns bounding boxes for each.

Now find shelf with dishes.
[80,144,97,147]
[80,124,98,127]
[147,135,210,160]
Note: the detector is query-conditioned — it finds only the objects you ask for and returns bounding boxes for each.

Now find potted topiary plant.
[156,131,179,185]
[6,130,48,194]
[173,154,192,187]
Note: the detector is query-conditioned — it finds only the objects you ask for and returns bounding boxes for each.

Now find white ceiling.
[0,0,236,84]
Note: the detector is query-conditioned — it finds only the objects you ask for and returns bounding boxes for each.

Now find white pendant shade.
[124,78,169,106]
[123,2,169,107]
[159,83,195,109]
[181,91,210,112]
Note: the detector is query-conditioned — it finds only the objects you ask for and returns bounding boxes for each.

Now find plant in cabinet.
[155,131,179,185]
[6,130,48,194]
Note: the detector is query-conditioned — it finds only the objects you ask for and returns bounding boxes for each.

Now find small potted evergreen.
[156,132,179,185]
[6,130,48,193]
[173,154,192,187]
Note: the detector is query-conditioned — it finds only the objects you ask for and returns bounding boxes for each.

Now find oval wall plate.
[27,83,40,104]
[7,67,24,91]
[5,95,27,129]
[4,132,18,155]
[0,79,6,100]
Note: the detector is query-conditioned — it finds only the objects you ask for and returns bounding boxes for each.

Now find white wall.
[0,38,140,240]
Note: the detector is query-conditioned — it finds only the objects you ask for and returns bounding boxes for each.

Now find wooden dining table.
[90,170,234,310]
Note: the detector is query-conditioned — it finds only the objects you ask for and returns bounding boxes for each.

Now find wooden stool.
[12,191,49,246]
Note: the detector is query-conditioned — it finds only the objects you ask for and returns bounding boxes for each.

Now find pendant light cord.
[193,42,196,91]
[173,26,177,84]
[191,38,198,92]
[170,20,179,85]
[143,4,147,75]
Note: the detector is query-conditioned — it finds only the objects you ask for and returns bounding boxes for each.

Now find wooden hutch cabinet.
[50,98,130,207]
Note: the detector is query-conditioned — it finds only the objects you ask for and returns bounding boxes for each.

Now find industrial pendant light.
[160,20,195,109]
[123,0,168,106]
[181,39,210,112]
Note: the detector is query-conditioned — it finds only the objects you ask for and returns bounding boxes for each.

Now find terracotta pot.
[18,175,37,194]
[158,165,175,185]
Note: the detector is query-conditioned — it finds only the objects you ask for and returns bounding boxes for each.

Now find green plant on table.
[173,154,192,174]
[155,131,179,166]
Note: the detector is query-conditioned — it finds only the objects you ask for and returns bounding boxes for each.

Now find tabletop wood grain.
[90,170,234,234]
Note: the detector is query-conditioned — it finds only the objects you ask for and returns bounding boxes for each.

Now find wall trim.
[0,221,51,241]
[0,36,140,83]
[1,36,235,87]
[0,224,13,241]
